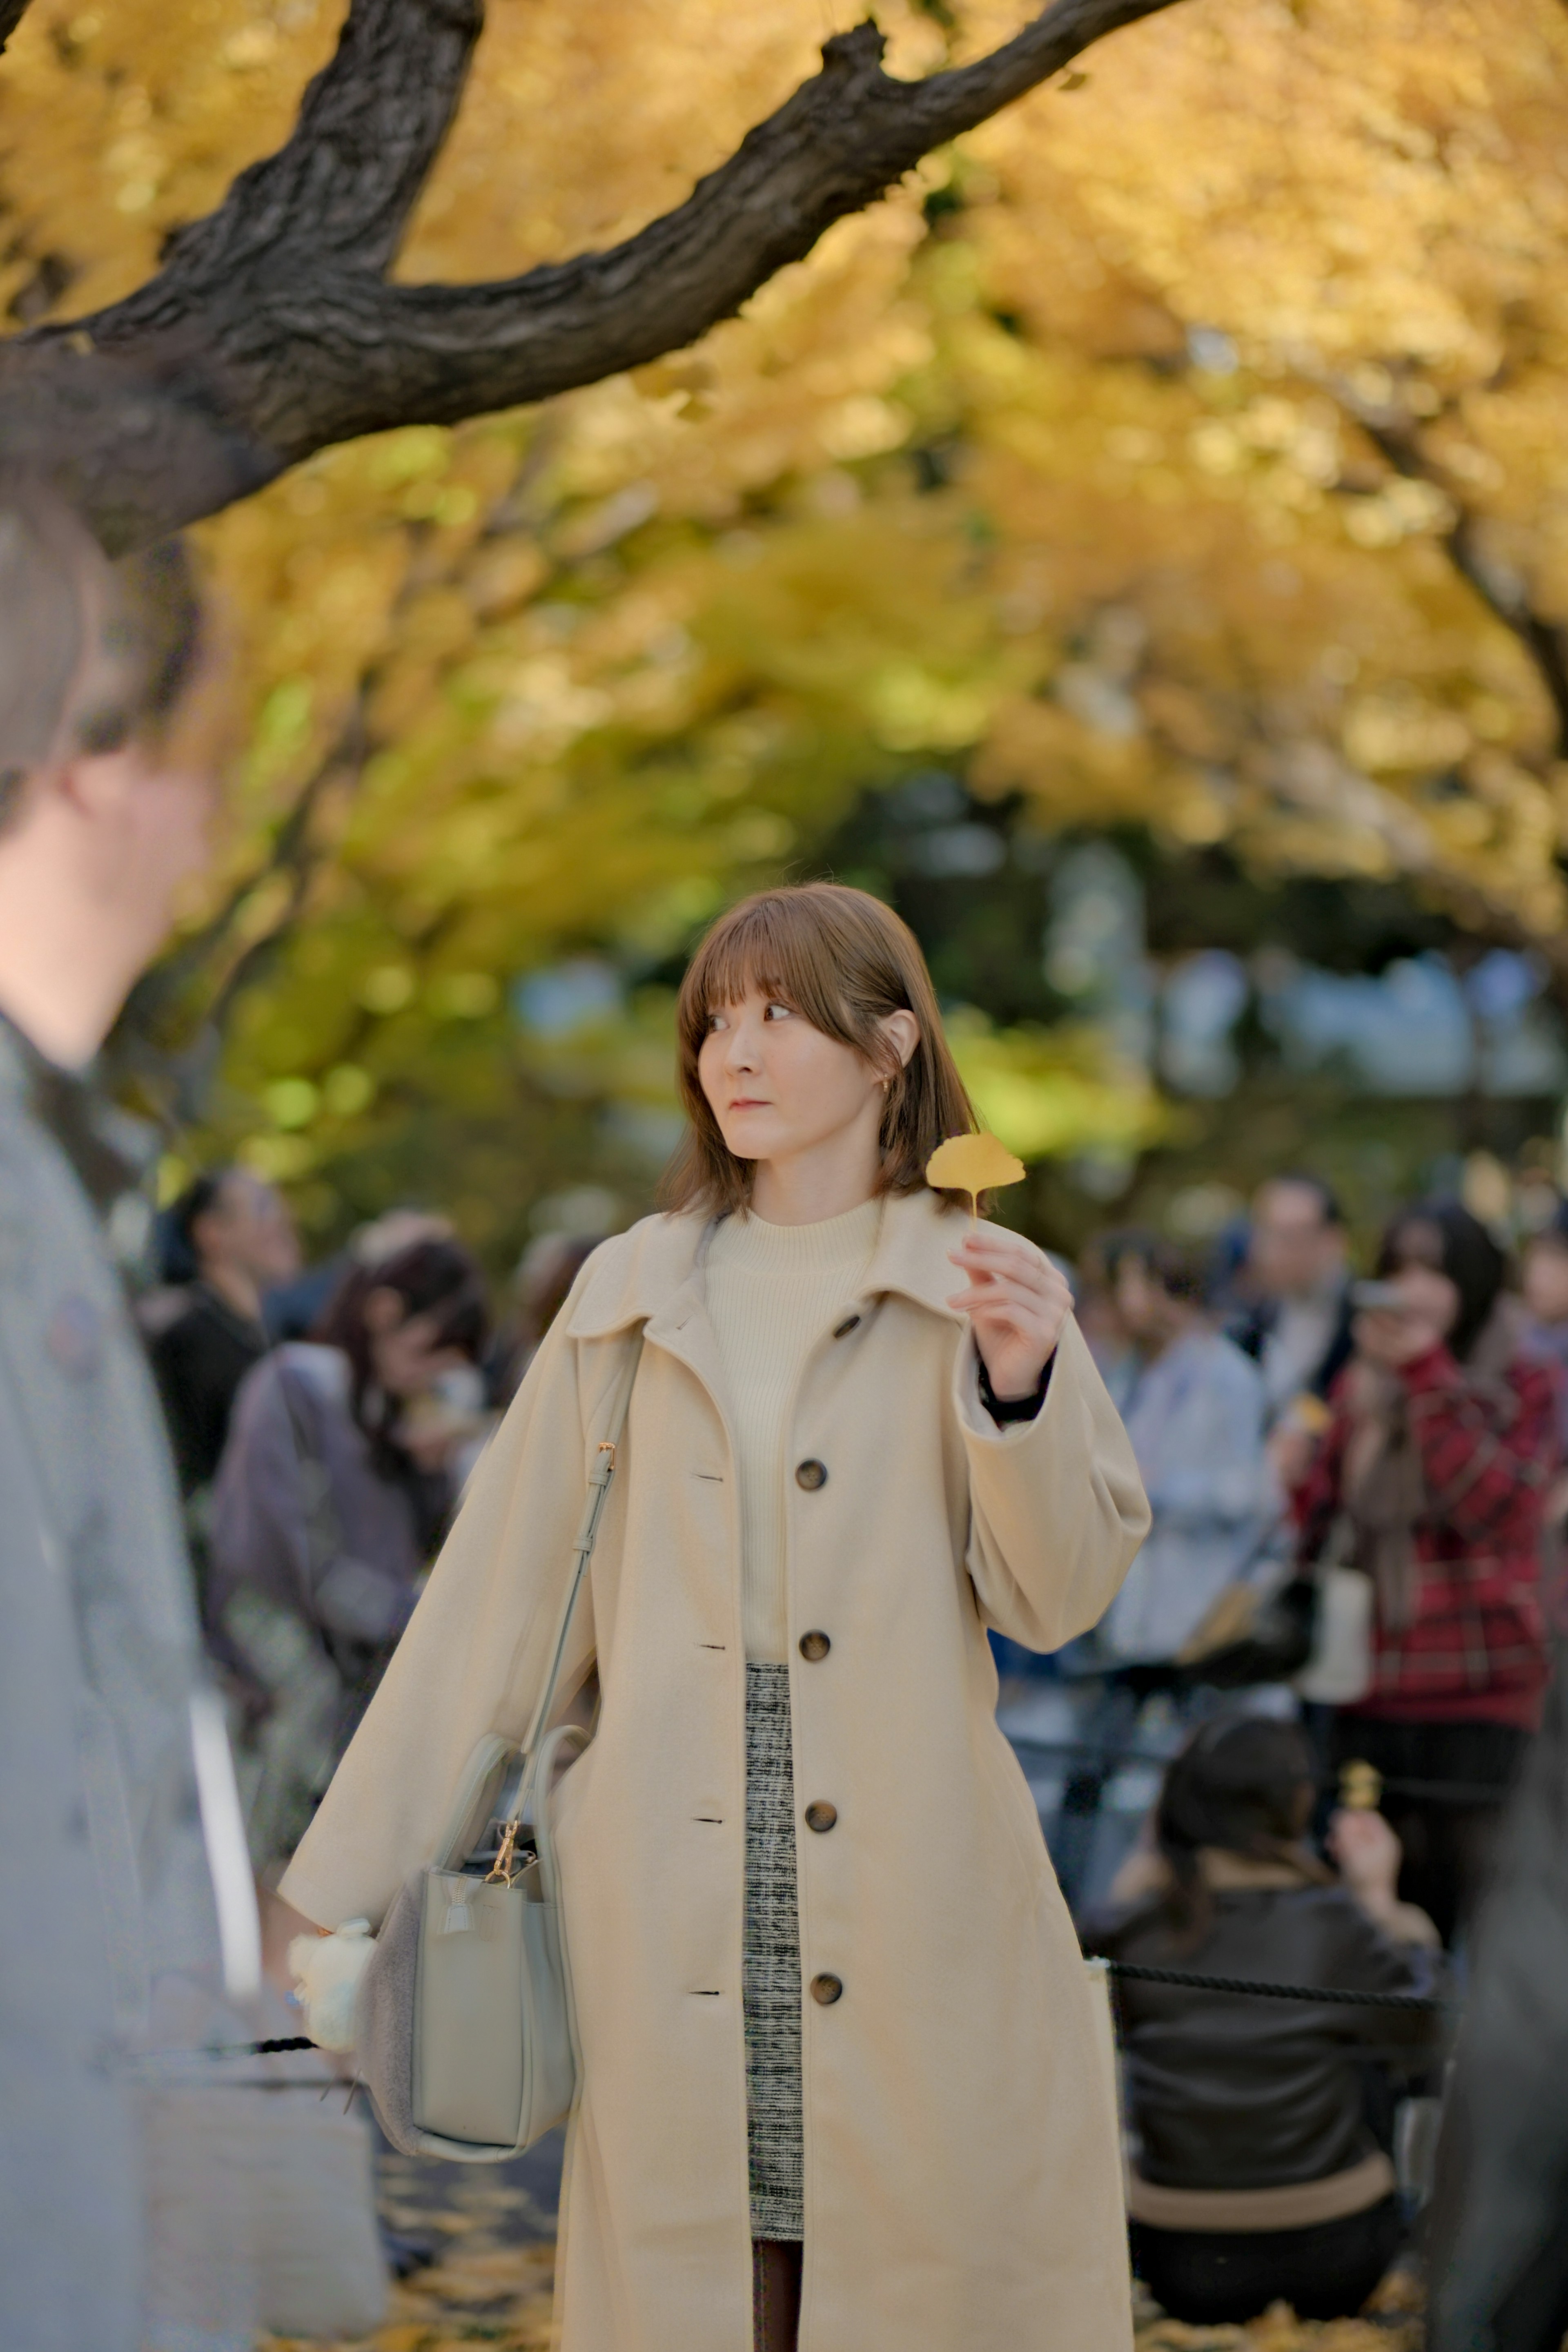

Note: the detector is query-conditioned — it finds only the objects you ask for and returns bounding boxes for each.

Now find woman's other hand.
[946,1228,1072,1402]
[1327,1804,1441,1949]
[1327,1804,1403,1911]
[397,1396,486,1471]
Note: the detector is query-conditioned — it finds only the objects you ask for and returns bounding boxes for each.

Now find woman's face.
[1524,1236,1568,1327]
[697,988,897,1171]
[365,1291,467,1400]
[1383,1221,1462,1341]
[1114,1257,1186,1346]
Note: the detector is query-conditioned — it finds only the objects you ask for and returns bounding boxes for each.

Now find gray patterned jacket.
[0,1017,232,2350]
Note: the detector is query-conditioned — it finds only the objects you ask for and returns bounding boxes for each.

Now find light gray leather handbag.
[353,1335,642,2161]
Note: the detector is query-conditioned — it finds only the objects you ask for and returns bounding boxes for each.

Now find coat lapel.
[856,1188,969,1327]
[565,1210,735,1440]
[563,1190,970,1369]
[558,1187,969,1483]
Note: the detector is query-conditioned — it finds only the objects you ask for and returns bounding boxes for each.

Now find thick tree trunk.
[0,0,1186,548]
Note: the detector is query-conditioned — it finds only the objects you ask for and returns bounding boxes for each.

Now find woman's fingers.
[945,1282,1057,1333]
[947,1243,1059,1301]
[946,1271,1042,1309]
[946,1231,1071,1379]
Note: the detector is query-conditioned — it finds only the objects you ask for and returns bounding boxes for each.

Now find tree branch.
[0,0,1187,547]
[156,0,482,287]
[1354,409,1568,762]
[0,0,34,55]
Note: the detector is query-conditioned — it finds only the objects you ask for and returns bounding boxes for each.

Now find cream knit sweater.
[705,1197,881,1664]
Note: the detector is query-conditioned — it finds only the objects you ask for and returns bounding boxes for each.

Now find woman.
[278,883,1149,2352]
[1085,1717,1442,2327]
[209,1234,488,1870]
[1056,1231,1282,1906]
[1294,1200,1557,1944]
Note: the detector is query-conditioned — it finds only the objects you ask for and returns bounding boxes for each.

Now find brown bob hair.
[660,881,977,1216]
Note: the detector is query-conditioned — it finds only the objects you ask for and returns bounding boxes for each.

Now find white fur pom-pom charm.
[288,1917,374,2053]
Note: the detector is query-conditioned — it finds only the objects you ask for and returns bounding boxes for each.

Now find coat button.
[795,1458,827,1490]
[832,1314,861,1338]
[810,1973,844,2005]
[804,1801,837,1833]
[799,1630,831,1662]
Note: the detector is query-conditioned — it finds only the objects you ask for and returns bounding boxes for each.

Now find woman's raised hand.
[945,1227,1072,1403]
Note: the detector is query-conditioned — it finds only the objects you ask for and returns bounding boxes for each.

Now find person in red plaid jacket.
[1293,1199,1559,1946]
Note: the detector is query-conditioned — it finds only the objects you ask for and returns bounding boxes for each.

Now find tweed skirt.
[744,1663,804,2241]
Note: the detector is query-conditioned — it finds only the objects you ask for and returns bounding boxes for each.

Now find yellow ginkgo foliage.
[6,0,1568,1255]
[926,1130,1027,1218]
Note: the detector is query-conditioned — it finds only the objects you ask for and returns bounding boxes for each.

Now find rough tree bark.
[0,0,1186,549]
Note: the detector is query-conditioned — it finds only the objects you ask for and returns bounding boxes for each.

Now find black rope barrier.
[236,1979,1450,2060]
[139,1975,1449,2076]
[1103,1960,1448,2011]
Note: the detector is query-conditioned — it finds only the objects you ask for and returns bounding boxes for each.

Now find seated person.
[1083,1716,1442,2328]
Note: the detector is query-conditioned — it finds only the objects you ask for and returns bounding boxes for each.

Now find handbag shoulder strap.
[432,1329,643,1871]
[514,1331,643,1798]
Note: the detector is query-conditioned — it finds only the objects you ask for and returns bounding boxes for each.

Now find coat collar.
[565,1187,970,1343]
[0,1010,150,1220]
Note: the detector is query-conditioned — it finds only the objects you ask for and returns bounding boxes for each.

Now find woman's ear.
[361,1284,405,1335]
[879,1008,919,1072]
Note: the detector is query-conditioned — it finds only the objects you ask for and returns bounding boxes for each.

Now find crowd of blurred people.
[134,1187,608,1909]
[1040,1170,1568,2339]
[129,1146,1568,2337]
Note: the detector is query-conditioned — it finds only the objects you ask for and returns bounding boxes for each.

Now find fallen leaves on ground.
[262,2251,1423,2352]
[259,2236,556,2351]
[258,2140,1423,2352]
[1133,2264,1424,2352]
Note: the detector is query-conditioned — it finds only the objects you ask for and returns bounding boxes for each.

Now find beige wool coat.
[281,1190,1150,2352]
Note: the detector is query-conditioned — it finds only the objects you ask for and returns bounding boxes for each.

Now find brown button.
[832,1314,861,1338]
[799,1630,831,1662]
[795,1458,827,1490]
[810,1973,844,2005]
[804,1801,837,1833]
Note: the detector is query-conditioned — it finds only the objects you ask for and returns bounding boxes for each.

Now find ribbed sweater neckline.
[710,1195,882,1277]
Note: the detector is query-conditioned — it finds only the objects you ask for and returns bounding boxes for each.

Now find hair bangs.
[664,881,978,1217]
[679,893,864,1063]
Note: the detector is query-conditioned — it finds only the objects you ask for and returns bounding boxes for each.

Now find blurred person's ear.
[0,736,216,1064]
[0,476,220,1064]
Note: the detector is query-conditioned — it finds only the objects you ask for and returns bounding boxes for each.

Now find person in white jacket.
[0,471,259,2351]
[1057,1228,1284,1907]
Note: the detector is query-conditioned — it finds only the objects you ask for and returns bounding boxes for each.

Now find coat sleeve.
[277,1272,617,1931]
[958,1314,1150,1653]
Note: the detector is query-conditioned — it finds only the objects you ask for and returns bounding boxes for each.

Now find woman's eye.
[764,1002,792,1021]
[705,1012,727,1033]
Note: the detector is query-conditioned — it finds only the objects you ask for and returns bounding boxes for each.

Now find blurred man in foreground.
[1232,1173,1355,1433]
[0,473,258,2350]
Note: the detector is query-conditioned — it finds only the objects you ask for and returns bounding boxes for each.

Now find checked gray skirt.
[744,1663,804,2241]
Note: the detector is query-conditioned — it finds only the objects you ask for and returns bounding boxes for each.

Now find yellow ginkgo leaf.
[924,1132,1026,1214]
